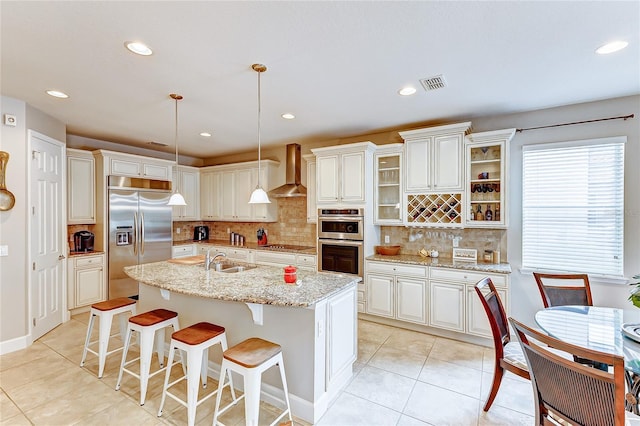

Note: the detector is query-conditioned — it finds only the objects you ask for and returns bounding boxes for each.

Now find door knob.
[58,254,66,260]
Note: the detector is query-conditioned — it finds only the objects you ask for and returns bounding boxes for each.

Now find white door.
[29,131,66,341]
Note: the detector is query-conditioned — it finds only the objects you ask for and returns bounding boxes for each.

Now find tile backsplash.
[173,197,317,247]
[379,226,507,261]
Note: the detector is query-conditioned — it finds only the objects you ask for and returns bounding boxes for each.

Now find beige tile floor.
[0,315,535,425]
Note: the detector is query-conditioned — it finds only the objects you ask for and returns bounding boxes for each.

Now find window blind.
[522,137,625,277]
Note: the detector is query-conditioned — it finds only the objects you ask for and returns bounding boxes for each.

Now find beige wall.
[0,96,66,351]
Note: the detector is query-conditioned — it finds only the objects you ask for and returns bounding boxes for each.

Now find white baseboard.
[0,334,30,355]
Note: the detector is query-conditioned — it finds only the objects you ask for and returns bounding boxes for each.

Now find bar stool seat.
[80,297,137,378]
[158,322,236,426]
[213,337,292,426]
[115,308,180,405]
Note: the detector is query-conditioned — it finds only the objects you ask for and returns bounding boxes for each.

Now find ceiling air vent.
[420,75,446,91]
[148,141,168,147]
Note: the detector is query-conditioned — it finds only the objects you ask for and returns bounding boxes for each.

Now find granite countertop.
[69,250,105,257]
[124,261,359,307]
[173,238,317,255]
[366,253,512,274]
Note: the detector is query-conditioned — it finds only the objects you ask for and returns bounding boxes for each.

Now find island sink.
[214,262,256,273]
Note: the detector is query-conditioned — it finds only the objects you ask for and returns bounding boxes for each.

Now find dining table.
[535,305,640,413]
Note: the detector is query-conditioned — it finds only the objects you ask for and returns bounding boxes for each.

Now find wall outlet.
[176,227,181,234]
[0,245,7,256]
[227,228,231,234]
[384,235,390,244]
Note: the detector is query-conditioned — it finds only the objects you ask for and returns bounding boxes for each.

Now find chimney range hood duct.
[269,143,307,198]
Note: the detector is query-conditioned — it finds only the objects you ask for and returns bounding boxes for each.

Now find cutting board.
[167,255,206,265]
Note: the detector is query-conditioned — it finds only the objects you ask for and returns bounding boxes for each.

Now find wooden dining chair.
[474,277,530,411]
[533,272,593,308]
[509,317,640,426]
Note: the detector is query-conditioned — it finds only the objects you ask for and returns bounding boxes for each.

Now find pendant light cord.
[175,97,179,165]
[256,67,262,188]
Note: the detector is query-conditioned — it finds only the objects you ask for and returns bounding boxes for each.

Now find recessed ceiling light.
[398,87,416,96]
[596,40,628,54]
[46,90,69,99]
[281,113,295,120]
[200,132,212,137]
[125,41,153,56]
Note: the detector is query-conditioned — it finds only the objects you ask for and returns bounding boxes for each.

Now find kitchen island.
[124,260,360,424]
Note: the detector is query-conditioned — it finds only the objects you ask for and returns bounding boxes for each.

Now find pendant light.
[167,93,187,206]
[248,63,271,204]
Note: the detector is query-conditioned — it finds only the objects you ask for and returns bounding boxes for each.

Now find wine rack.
[406,193,462,226]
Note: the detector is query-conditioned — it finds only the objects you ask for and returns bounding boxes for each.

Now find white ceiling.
[1,1,638,158]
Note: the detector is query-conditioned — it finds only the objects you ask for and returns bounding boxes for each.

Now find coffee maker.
[194,226,209,241]
[74,231,94,252]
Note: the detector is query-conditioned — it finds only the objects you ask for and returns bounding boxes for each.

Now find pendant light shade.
[167,93,187,206]
[249,63,271,204]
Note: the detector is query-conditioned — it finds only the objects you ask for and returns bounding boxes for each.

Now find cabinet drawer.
[172,245,195,258]
[296,254,317,269]
[366,261,426,278]
[255,251,296,266]
[75,255,104,268]
[429,267,506,286]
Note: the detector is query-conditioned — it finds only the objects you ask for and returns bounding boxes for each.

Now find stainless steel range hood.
[270,143,307,198]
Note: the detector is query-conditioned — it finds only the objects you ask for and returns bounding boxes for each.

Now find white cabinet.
[311,142,376,206]
[221,168,253,220]
[95,150,173,180]
[303,154,317,223]
[67,254,106,309]
[172,244,195,258]
[374,144,403,224]
[200,160,279,222]
[67,149,96,224]
[172,165,200,220]
[200,170,222,220]
[465,128,514,228]
[296,253,317,271]
[365,261,428,324]
[429,281,465,331]
[400,122,471,228]
[429,267,509,338]
[400,122,471,193]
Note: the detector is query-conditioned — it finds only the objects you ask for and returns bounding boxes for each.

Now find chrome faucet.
[205,250,226,271]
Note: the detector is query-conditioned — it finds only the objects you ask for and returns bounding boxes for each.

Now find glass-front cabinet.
[374,144,403,224]
[465,128,515,228]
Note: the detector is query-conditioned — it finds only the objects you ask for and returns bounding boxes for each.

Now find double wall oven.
[318,208,364,277]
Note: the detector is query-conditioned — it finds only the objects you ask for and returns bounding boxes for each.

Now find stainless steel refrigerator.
[108,176,172,299]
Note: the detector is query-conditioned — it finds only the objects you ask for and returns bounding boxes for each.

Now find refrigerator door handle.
[140,212,145,255]
[133,212,138,256]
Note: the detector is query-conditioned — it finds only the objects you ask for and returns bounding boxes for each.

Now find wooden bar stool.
[115,308,180,405]
[80,297,137,378]
[213,337,292,426]
[158,322,237,426]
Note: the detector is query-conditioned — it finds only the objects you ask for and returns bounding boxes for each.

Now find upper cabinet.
[101,151,173,180]
[374,144,403,225]
[172,165,200,221]
[400,122,471,193]
[400,122,471,228]
[200,160,279,222]
[465,128,514,228]
[303,154,317,223]
[311,142,376,207]
[67,149,96,224]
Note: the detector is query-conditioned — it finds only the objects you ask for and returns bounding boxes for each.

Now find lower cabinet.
[365,261,428,324]
[68,254,106,309]
[364,260,510,340]
[429,267,509,339]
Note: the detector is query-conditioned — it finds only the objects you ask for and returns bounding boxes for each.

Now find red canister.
[284,265,297,284]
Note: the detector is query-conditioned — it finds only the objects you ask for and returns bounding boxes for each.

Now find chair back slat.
[533,273,593,308]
